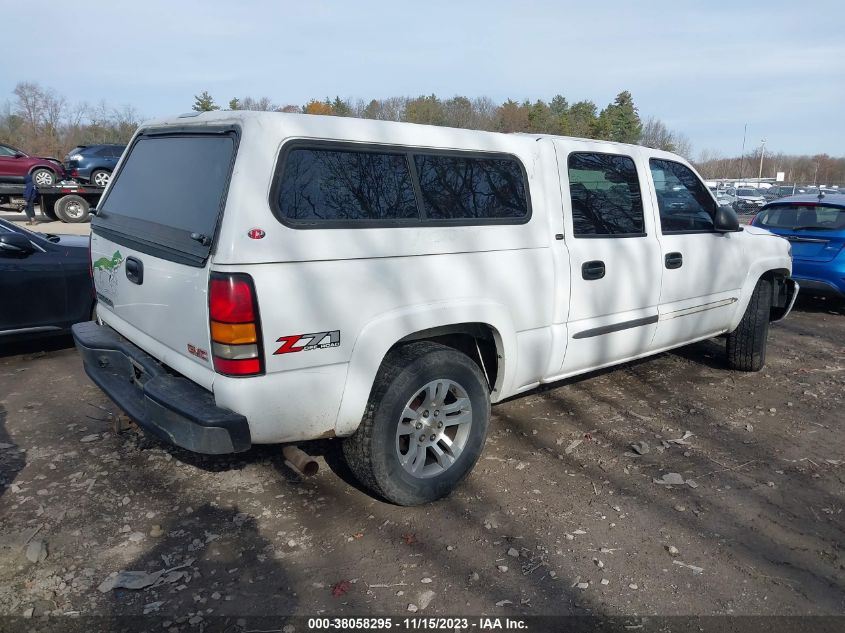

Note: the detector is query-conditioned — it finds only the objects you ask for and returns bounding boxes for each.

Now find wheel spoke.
[431,443,456,469]
[401,406,418,421]
[443,410,472,426]
[410,444,427,474]
[399,447,416,468]
[425,382,438,406]
[435,380,452,405]
[397,422,413,436]
[441,397,469,414]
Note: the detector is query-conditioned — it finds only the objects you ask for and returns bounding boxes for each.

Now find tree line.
[0,81,692,161]
[195,89,693,155]
[5,81,841,185]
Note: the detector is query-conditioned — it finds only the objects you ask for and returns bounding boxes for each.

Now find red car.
[0,142,65,186]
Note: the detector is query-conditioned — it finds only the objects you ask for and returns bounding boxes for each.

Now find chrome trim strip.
[659,298,738,321]
[573,315,659,340]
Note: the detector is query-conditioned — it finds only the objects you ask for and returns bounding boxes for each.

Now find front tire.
[31,168,56,187]
[342,342,490,505]
[726,277,772,371]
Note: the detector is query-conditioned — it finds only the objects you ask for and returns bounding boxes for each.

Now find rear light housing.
[208,273,264,377]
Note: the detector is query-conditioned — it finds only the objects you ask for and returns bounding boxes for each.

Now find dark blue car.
[63,144,125,187]
[751,193,845,298]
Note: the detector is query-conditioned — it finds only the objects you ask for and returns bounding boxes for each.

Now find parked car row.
[0,142,125,187]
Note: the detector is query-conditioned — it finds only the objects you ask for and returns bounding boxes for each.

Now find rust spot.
[316,429,336,439]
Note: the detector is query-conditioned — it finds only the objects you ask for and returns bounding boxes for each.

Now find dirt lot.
[0,296,843,630]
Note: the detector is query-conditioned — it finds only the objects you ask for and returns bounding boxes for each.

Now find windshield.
[756,204,845,230]
[737,188,760,196]
[94,132,237,265]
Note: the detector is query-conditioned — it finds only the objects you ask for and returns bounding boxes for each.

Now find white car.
[73,111,797,505]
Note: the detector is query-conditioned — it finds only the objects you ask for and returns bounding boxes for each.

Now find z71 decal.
[274,330,340,355]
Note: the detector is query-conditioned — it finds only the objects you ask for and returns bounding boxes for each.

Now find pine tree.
[600,91,642,144]
[331,97,352,117]
[192,91,219,112]
[228,97,240,111]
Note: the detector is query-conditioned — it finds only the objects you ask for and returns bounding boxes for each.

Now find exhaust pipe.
[282,445,319,477]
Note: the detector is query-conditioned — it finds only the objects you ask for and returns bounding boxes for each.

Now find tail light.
[208,273,264,376]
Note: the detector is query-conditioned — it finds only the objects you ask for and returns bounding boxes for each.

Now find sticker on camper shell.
[273,330,340,355]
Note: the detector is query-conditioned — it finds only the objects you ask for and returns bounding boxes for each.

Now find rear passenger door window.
[649,159,717,233]
[567,153,645,236]
[278,147,419,223]
[413,154,529,221]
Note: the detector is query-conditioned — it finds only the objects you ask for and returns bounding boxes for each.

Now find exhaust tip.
[282,445,319,478]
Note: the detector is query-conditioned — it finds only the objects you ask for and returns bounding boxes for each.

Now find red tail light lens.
[208,273,263,377]
[209,277,255,323]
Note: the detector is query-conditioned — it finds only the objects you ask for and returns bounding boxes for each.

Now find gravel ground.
[0,295,843,629]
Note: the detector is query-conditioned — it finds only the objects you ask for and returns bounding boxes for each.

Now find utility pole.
[738,123,747,182]
[757,138,766,185]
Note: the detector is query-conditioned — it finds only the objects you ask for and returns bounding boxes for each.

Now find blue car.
[751,193,845,298]
[63,144,125,187]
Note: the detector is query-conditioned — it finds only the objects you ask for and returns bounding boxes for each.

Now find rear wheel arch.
[333,307,517,438]
[394,322,503,394]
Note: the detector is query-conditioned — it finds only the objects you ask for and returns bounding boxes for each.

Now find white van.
[73,111,797,505]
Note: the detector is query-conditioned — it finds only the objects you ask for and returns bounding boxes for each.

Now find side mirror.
[714,205,740,232]
[0,233,36,256]
[14,152,25,159]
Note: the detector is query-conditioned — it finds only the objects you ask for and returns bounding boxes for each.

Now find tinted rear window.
[278,148,419,222]
[100,135,234,235]
[756,205,845,230]
[414,154,528,220]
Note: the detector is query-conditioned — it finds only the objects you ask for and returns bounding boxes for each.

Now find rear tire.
[55,194,90,223]
[90,169,110,187]
[342,341,490,505]
[726,277,772,371]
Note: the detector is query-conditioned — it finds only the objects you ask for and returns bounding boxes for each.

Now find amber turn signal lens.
[210,320,257,344]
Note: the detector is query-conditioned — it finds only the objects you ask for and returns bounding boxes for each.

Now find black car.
[0,218,94,337]
[63,144,125,187]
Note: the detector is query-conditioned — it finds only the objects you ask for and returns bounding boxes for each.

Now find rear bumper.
[72,321,251,454]
[795,277,845,297]
[793,260,845,297]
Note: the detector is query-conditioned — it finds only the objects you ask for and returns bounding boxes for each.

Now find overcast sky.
[2,0,843,157]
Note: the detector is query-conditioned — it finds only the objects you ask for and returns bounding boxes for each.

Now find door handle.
[665,252,683,269]
[581,260,606,280]
[125,256,143,285]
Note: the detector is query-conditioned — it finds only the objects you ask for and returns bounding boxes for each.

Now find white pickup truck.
[72,111,797,505]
